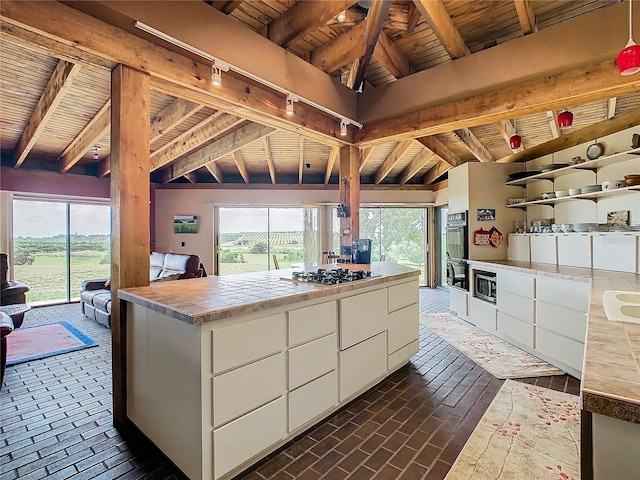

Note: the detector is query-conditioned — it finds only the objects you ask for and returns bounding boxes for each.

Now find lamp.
[509,119,521,149]
[618,0,640,75]
[558,109,573,128]
[285,93,298,116]
[340,118,349,136]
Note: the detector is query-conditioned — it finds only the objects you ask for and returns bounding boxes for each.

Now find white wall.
[154,187,437,273]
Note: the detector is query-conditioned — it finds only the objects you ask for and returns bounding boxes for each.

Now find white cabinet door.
[497,291,534,324]
[288,370,337,432]
[497,312,534,349]
[530,234,557,264]
[536,277,589,312]
[508,234,530,262]
[469,297,497,332]
[388,281,418,313]
[339,289,387,349]
[536,302,587,343]
[288,301,336,348]
[449,288,468,318]
[388,340,418,371]
[592,233,637,273]
[288,334,337,390]
[213,397,286,479]
[535,327,584,374]
[497,270,535,298]
[557,234,591,268]
[339,332,387,401]
[387,303,418,354]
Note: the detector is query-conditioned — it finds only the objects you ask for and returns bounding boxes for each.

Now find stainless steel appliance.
[474,271,497,303]
[446,211,469,290]
[291,268,373,285]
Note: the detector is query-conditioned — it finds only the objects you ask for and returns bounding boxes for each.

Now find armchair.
[0,253,30,328]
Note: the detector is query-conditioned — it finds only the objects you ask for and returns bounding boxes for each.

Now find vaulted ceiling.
[1,0,639,189]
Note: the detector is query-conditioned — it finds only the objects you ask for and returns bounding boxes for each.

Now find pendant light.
[618,0,640,75]
[558,109,573,128]
[509,119,522,149]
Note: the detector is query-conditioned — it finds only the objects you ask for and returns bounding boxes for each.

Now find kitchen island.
[118,263,420,480]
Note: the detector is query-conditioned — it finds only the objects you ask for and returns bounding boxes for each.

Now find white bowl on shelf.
[554,190,569,198]
[568,188,581,196]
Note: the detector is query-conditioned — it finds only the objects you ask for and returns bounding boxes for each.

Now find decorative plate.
[586,143,604,160]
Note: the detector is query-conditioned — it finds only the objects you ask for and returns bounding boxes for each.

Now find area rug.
[445,379,580,480]
[420,313,563,379]
[6,322,98,365]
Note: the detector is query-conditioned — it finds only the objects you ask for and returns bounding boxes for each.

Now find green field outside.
[219,232,305,275]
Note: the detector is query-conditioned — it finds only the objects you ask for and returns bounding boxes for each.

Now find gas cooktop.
[290,268,373,285]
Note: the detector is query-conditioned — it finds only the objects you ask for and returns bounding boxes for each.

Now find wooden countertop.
[118,262,419,325]
[469,259,640,424]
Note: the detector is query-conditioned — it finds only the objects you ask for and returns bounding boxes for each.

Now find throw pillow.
[105,279,111,288]
[151,272,182,282]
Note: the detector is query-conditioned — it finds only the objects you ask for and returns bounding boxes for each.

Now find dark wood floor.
[0,288,579,479]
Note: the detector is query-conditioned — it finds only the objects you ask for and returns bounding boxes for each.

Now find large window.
[12,198,111,304]
[436,205,449,287]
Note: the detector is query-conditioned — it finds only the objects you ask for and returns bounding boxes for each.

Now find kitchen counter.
[468,259,640,423]
[118,262,418,325]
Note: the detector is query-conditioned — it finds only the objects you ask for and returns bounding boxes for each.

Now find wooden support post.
[110,64,151,429]
[339,146,360,252]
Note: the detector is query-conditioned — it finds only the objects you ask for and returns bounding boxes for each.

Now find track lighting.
[211,63,222,86]
[340,118,349,137]
[337,10,346,22]
[285,93,298,116]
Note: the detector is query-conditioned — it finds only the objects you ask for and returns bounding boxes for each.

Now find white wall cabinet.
[557,233,591,268]
[530,234,557,264]
[592,233,637,273]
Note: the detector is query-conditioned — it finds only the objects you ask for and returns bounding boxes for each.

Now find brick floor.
[0,287,579,479]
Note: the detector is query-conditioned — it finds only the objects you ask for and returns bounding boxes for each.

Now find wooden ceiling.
[1,0,639,188]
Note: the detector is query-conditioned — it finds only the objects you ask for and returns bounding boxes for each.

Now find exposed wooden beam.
[547,110,561,139]
[14,59,80,167]
[407,2,421,34]
[339,146,360,247]
[267,0,355,47]
[159,123,275,183]
[453,128,494,162]
[348,0,392,91]
[412,0,469,59]
[355,60,640,146]
[263,137,276,184]
[374,30,412,78]
[150,98,203,144]
[97,155,110,177]
[422,160,451,185]
[607,97,617,119]
[399,149,434,185]
[58,101,110,173]
[209,1,244,15]
[184,171,198,184]
[324,146,339,185]
[514,0,538,35]
[359,146,374,173]
[152,112,225,157]
[374,139,413,184]
[150,113,243,170]
[311,21,366,73]
[496,120,524,153]
[298,137,305,184]
[233,151,250,184]
[497,107,640,163]
[205,162,224,183]
[415,136,462,167]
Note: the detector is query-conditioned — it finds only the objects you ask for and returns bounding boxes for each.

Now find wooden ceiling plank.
[150,113,243,170]
[496,119,524,153]
[348,0,392,91]
[514,0,538,35]
[311,20,366,73]
[415,136,462,167]
[298,137,304,185]
[399,149,434,185]
[233,150,250,184]
[407,2,421,34]
[324,146,339,185]
[263,136,276,184]
[58,100,111,173]
[373,30,411,79]
[422,159,451,185]
[374,139,413,184]
[412,0,469,60]
[454,128,494,162]
[14,59,81,167]
[497,107,640,163]
[205,162,224,183]
[359,146,373,172]
[547,110,561,139]
[152,111,225,157]
[159,123,275,183]
[607,97,617,119]
[150,98,203,144]
[210,1,244,15]
[268,0,356,47]
[356,60,640,146]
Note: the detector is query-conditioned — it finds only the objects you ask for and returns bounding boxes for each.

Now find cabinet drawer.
[557,234,592,268]
[387,303,418,354]
[536,277,589,312]
[469,297,496,332]
[388,282,418,313]
[530,234,557,264]
[288,301,336,348]
[592,233,637,273]
[213,353,285,428]
[288,334,337,390]
[388,340,418,372]
[498,291,534,324]
[497,312,534,349]
[497,271,534,298]
[450,288,468,317]
[535,328,584,374]
[339,332,387,401]
[212,313,285,374]
[213,397,286,479]
[339,289,387,350]
[288,370,337,432]
[536,302,587,343]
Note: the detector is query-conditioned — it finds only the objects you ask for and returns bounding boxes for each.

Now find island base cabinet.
[535,328,584,375]
[592,413,640,479]
[497,312,533,349]
[387,303,419,354]
[339,332,387,401]
[213,397,286,479]
[288,370,337,432]
[388,340,418,371]
[339,290,387,350]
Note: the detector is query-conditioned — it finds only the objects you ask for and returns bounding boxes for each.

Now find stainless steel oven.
[474,271,497,303]
[446,211,469,291]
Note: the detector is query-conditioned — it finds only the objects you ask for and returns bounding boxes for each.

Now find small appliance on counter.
[352,238,372,264]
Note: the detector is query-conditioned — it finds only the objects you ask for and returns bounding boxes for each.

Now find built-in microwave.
[474,271,497,303]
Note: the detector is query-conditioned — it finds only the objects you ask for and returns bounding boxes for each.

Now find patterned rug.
[420,313,564,378]
[446,379,580,480]
[6,322,98,365]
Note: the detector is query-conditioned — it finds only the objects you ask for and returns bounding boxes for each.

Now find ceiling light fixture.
[91,145,100,160]
[340,118,349,137]
[558,109,573,128]
[337,10,346,22]
[285,93,298,115]
[618,0,640,75]
[211,63,223,86]
[509,119,521,149]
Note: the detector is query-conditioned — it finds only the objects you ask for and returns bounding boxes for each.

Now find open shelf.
[506,185,640,208]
